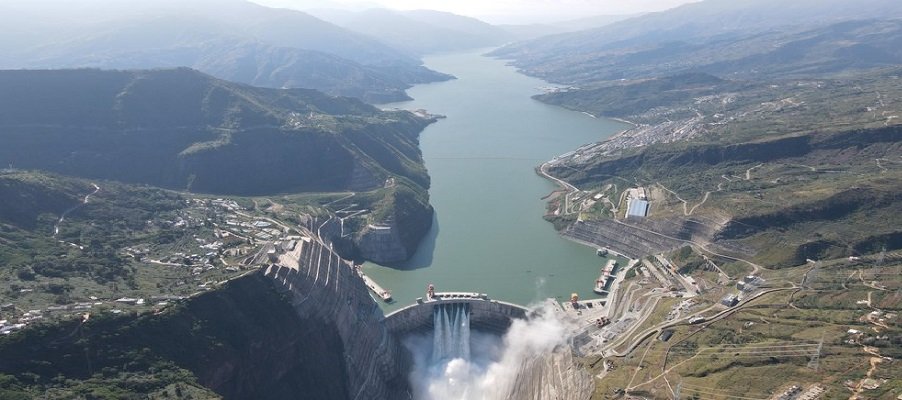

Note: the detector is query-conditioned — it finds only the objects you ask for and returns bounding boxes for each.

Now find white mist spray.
[404,302,577,400]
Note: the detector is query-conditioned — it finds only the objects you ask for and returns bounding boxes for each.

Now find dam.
[211,49,613,400]
[384,291,528,336]
[257,226,592,400]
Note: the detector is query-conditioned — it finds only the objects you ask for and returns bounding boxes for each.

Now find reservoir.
[366,49,627,311]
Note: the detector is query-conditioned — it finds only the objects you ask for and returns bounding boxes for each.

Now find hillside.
[0,171,204,312]
[0,167,414,399]
[540,61,902,267]
[489,0,902,269]
[0,0,452,103]
[495,18,902,85]
[0,68,436,263]
[0,68,430,194]
[497,3,902,396]
[0,256,401,399]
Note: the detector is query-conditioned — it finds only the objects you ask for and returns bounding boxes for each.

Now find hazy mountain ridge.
[494,0,902,84]
[309,8,514,55]
[307,8,643,54]
[0,0,452,103]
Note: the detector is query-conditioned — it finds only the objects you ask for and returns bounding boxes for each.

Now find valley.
[0,0,901,399]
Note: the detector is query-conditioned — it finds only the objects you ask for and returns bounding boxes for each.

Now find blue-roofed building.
[627,198,649,218]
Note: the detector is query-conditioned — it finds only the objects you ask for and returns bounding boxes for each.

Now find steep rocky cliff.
[356,183,434,264]
[265,236,410,399]
[321,181,434,265]
[356,223,411,264]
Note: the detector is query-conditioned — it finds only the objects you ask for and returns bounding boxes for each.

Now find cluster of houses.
[2,197,304,334]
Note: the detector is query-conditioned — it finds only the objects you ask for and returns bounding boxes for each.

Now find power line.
[681,385,770,400]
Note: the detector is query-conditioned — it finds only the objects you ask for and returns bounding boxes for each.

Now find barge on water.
[357,267,392,302]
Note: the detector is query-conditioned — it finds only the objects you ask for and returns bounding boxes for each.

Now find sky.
[251,0,701,24]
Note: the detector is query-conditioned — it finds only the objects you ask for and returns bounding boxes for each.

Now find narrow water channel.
[366,49,627,310]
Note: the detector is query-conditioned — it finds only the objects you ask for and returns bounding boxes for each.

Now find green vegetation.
[0,274,355,399]
[0,68,434,196]
[0,171,248,316]
[519,30,902,268]
[670,246,708,275]
[587,255,902,399]
[547,109,902,267]
[0,68,438,264]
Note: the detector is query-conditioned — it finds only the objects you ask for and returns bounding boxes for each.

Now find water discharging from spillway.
[432,303,471,363]
[405,303,577,400]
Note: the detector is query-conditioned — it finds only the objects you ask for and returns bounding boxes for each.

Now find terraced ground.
[577,249,902,400]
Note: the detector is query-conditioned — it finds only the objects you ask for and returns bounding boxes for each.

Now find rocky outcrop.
[356,223,411,264]
[327,182,434,265]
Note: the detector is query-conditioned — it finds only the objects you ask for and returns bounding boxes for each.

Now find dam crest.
[385,291,528,336]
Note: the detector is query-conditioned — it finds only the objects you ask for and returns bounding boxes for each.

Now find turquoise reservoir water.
[366,50,627,311]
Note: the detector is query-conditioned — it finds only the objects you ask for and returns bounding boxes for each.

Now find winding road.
[53,183,100,237]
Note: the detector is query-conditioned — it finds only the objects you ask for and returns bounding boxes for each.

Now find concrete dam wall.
[384,293,528,336]
[262,236,410,400]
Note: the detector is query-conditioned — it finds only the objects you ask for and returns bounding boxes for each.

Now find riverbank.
[362,50,627,311]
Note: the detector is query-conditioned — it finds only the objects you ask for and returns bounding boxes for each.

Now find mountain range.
[493,0,902,84]
[309,8,514,55]
[0,0,452,103]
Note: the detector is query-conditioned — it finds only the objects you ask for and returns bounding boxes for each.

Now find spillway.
[384,293,528,337]
[432,303,471,363]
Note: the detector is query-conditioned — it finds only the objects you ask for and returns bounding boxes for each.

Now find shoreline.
[368,49,642,310]
[607,116,639,128]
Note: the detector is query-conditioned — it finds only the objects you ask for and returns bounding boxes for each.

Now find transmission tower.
[807,336,824,372]
[875,246,887,293]
[802,260,820,288]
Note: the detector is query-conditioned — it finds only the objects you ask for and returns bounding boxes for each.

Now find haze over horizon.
[249,0,702,24]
